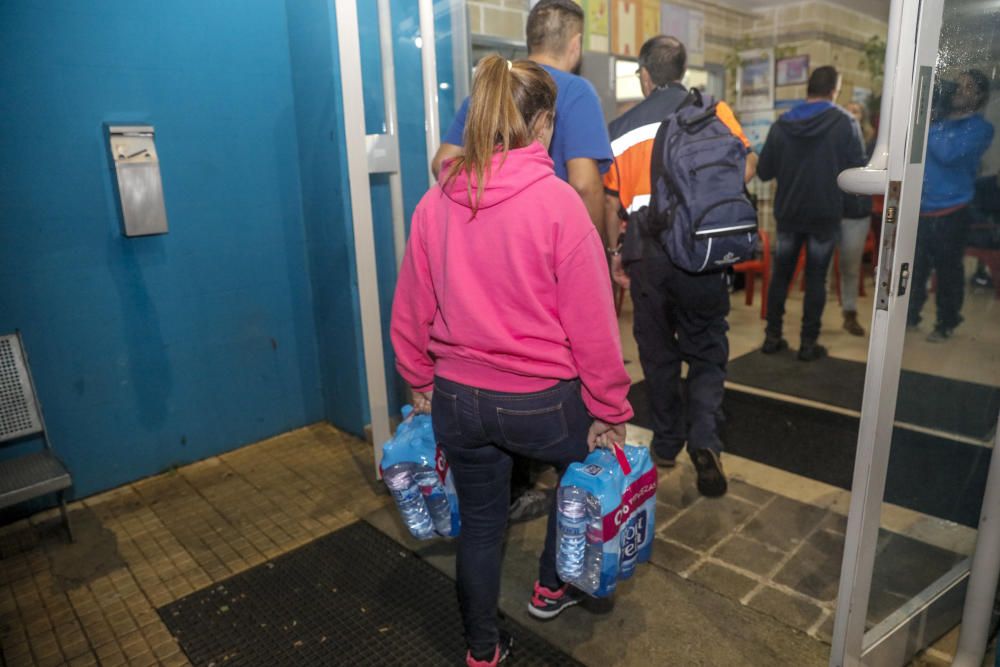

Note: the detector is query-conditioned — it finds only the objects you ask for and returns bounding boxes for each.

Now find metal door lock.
[897,262,910,296]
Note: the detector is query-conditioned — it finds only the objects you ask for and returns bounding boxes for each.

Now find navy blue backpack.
[648,90,758,273]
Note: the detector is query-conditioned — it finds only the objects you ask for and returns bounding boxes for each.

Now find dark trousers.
[628,255,729,459]
[765,229,838,343]
[432,376,590,655]
[907,207,971,330]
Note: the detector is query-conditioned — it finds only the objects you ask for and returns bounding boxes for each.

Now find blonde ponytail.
[446,56,557,215]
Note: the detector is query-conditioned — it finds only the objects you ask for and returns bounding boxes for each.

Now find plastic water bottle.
[414,467,451,535]
[556,486,589,580]
[580,495,603,592]
[384,463,434,539]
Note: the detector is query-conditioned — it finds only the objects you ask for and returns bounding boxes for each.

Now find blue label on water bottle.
[619,510,648,572]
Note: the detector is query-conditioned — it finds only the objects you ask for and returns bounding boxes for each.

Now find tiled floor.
[0,425,390,667]
[616,271,998,663]
[645,453,963,640]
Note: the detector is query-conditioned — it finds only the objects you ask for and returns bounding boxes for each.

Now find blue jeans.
[907,207,970,330]
[432,376,590,655]
[766,230,839,343]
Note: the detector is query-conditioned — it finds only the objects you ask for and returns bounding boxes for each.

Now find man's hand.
[431,143,463,179]
[412,390,433,414]
[587,420,628,452]
[610,254,630,289]
[744,151,759,183]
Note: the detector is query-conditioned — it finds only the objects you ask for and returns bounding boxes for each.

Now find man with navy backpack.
[604,35,757,497]
[757,66,867,361]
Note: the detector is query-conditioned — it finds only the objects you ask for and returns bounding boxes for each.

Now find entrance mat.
[628,381,990,527]
[158,521,581,666]
[726,350,999,441]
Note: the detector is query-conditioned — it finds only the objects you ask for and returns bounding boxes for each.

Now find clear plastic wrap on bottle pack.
[380,406,460,539]
[556,444,657,597]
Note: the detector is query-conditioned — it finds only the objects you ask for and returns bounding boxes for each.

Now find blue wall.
[284,0,368,433]
[0,1,459,503]
[0,2,325,498]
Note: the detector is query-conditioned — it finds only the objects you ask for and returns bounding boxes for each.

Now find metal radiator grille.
[0,336,43,442]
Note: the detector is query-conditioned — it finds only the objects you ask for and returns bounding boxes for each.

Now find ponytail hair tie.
[506,59,513,71]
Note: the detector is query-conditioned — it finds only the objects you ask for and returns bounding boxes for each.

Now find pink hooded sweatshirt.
[390,142,633,424]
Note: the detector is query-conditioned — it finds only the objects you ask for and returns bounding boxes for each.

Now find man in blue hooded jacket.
[907,70,994,342]
[757,66,867,361]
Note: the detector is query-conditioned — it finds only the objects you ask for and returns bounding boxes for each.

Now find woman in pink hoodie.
[391,56,632,667]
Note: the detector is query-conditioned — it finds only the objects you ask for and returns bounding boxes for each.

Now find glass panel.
[866,0,999,635]
[355,0,461,415]
[615,57,642,101]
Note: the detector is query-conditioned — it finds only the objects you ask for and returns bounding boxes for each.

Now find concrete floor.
[0,424,994,666]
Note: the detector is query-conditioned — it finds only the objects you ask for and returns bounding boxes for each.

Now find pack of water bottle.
[556,443,657,597]
[380,406,460,540]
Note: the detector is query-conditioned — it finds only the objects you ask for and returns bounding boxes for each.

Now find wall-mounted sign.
[738,49,774,111]
[661,4,705,67]
[585,0,610,53]
[642,0,660,42]
[739,109,776,157]
[612,0,639,57]
[774,98,805,112]
[776,55,810,86]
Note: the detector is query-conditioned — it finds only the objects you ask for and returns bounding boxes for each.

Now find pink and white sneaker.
[527,580,584,620]
[466,631,513,666]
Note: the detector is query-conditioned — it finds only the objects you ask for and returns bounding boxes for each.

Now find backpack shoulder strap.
[675,88,701,113]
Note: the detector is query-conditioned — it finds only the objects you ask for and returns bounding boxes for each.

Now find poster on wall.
[661,4,705,67]
[852,86,872,105]
[612,0,639,57]
[641,0,660,42]
[737,49,774,111]
[775,55,809,86]
[585,0,610,53]
[739,109,775,155]
[774,98,804,114]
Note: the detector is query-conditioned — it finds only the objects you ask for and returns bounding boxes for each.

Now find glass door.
[832,0,1000,664]
[336,0,463,467]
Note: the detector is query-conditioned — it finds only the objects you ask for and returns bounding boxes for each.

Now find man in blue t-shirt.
[432,0,612,236]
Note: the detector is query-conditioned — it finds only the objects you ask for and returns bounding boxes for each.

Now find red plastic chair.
[733,229,770,319]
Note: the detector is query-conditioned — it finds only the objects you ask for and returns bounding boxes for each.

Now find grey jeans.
[839,217,870,313]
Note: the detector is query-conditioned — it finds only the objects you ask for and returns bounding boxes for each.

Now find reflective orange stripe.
[603,137,654,211]
[608,99,751,211]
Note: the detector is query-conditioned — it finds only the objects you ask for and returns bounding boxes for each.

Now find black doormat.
[158,521,582,666]
[628,381,990,527]
[726,350,999,441]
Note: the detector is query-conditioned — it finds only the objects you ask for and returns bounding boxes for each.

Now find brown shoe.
[843,311,865,336]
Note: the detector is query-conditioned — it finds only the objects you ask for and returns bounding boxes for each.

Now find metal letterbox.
[106,124,168,236]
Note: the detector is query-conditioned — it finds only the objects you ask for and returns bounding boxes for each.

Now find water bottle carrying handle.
[612,442,631,475]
